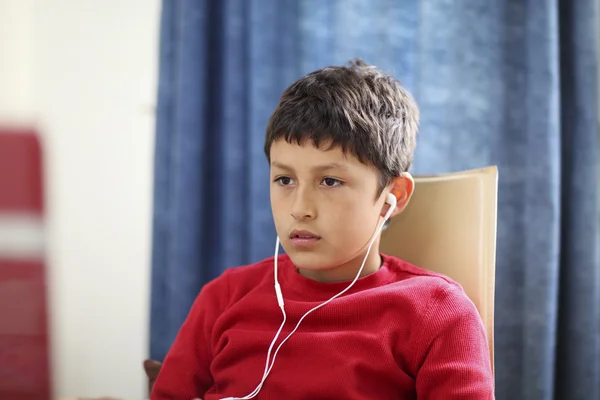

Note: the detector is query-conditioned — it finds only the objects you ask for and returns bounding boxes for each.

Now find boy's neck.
[297,247,383,283]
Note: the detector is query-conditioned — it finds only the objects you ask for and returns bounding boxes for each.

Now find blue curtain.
[150,1,600,398]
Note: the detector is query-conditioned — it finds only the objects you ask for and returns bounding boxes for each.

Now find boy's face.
[269,138,393,281]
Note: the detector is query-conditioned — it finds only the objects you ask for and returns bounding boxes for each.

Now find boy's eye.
[274,176,294,186]
[321,177,342,187]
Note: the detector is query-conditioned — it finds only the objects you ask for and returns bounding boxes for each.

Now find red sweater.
[151,254,494,400]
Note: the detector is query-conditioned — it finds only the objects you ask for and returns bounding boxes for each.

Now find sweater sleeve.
[151,273,230,400]
[413,282,494,399]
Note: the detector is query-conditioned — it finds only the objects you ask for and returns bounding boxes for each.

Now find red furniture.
[0,127,51,400]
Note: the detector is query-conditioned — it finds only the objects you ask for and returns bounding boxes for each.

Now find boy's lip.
[289,229,321,239]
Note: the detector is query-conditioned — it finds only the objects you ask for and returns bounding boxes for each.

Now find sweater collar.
[277,254,397,301]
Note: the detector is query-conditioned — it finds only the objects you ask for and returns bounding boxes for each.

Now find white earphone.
[384,192,397,220]
[220,192,398,400]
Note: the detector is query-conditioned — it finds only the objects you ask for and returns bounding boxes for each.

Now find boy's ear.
[381,173,415,219]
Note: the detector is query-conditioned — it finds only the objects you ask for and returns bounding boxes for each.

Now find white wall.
[0,0,160,398]
[0,0,35,122]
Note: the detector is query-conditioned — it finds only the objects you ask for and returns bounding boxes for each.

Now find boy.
[151,60,494,399]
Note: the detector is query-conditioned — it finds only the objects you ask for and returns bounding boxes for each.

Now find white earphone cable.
[225,240,287,400]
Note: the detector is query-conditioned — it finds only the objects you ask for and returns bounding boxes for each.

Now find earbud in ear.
[384,193,397,221]
[386,193,397,208]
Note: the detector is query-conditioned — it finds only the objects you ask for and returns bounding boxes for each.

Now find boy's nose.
[290,209,315,220]
[290,188,316,220]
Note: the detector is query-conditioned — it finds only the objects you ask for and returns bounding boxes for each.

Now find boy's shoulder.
[218,256,277,283]
[192,257,276,312]
[382,254,477,313]
[383,253,464,290]
[201,256,277,294]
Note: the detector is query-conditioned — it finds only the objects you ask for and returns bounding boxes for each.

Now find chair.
[144,359,162,394]
[380,166,498,370]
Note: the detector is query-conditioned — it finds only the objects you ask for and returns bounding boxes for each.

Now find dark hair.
[264,59,419,194]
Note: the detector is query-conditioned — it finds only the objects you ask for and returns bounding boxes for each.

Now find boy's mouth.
[289,229,320,239]
[289,229,321,247]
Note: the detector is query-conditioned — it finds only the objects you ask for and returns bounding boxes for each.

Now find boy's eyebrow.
[271,161,349,172]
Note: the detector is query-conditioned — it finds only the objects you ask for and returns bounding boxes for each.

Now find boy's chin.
[286,251,338,271]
